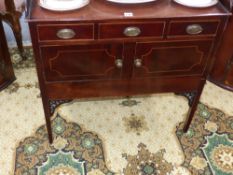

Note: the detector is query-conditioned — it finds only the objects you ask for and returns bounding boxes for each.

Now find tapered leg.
[45,112,53,144]
[183,80,206,132]
[40,97,53,144]
[43,99,72,144]
[12,18,26,60]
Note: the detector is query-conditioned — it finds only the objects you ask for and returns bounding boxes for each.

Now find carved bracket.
[49,99,72,115]
[176,91,197,107]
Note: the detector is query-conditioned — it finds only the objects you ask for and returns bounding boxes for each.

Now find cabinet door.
[132,40,213,78]
[40,43,123,82]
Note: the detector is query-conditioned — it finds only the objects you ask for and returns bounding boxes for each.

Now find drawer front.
[40,44,123,82]
[132,40,213,78]
[37,23,94,42]
[168,20,220,37]
[99,22,165,39]
[45,76,202,99]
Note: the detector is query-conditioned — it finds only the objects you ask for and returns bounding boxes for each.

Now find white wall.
[3,12,31,47]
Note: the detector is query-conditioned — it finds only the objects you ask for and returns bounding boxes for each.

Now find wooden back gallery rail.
[26,0,232,143]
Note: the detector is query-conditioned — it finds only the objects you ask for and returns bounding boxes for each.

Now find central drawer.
[98,22,165,39]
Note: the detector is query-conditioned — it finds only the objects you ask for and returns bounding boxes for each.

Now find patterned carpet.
[0,48,233,175]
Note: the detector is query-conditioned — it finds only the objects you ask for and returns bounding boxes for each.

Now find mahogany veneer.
[27,0,231,143]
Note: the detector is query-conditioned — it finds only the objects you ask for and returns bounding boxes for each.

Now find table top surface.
[27,0,230,22]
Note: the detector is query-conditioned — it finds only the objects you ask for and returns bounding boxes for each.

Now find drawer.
[167,20,220,37]
[45,76,202,99]
[37,23,94,42]
[98,22,165,39]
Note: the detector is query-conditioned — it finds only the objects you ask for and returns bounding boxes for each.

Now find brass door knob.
[124,27,141,37]
[115,59,123,68]
[186,24,203,35]
[56,29,76,39]
[134,58,142,67]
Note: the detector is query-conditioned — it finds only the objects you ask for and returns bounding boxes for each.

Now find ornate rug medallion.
[202,133,233,175]
[37,151,86,175]
[14,115,114,175]
[211,145,233,173]
[122,143,174,175]
[176,103,233,175]
[122,114,149,135]
[45,164,81,175]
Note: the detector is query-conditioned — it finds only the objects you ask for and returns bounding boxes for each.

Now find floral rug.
[0,48,233,175]
[13,103,233,175]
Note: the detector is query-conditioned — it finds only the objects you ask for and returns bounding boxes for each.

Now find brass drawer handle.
[115,59,123,68]
[56,29,76,39]
[134,58,142,67]
[186,24,203,35]
[124,27,141,37]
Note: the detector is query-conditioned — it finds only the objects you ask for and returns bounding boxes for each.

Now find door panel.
[133,40,213,78]
[40,44,123,82]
